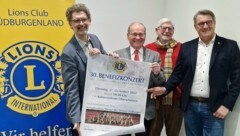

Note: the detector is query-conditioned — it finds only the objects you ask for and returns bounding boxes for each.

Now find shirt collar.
[75,34,91,49]
[130,46,143,55]
[198,34,216,46]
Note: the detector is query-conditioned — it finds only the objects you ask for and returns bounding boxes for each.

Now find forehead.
[129,24,145,32]
[160,21,173,27]
[195,14,213,22]
[72,11,87,18]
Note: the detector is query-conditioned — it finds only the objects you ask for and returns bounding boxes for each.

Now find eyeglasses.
[128,33,146,38]
[197,20,213,27]
[158,26,174,31]
[71,18,88,24]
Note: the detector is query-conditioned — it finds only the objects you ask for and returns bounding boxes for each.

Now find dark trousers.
[120,119,152,136]
[71,124,79,136]
[150,101,183,136]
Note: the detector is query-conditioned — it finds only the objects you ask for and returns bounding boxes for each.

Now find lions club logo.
[113,60,127,74]
[0,41,64,117]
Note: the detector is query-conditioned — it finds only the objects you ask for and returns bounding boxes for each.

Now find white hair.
[156,18,174,28]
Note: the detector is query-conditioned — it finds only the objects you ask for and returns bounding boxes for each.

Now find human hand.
[213,105,229,119]
[73,123,81,136]
[89,48,101,56]
[151,62,160,76]
[146,87,166,99]
[108,52,119,58]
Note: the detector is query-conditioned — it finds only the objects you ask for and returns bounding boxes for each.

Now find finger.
[146,88,153,92]
[213,112,223,119]
[151,64,159,68]
[153,95,157,99]
[95,50,101,54]
[213,112,216,116]
[73,124,78,129]
[151,93,157,99]
[89,50,94,54]
[152,62,158,65]
[151,93,154,99]
[216,114,223,119]
[153,67,160,72]
[114,54,120,58]
[108,53,113,56]
[213,113,218,118]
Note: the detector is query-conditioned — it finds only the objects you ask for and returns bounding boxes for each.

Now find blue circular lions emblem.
[0,41,64,117]
[113,60,127,74]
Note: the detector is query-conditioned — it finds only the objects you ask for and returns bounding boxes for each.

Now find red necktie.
[134,50,139,61]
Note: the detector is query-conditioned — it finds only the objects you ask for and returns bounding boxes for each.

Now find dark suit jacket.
[61,34,107,124]
[114,46,165,120]
[165,35,240,112]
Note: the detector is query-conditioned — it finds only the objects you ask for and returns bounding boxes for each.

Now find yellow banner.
[0,0,74,116]
[0,1,75,134]
[0,0,74,52]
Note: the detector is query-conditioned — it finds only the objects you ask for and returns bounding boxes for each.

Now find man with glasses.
[146,18,183,136]
[61,3,107,136]
[147,9,240,136]
[114,22,165,136]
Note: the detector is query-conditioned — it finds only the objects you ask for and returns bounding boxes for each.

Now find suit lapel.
[128,46,147,61]
[210,35,221,71]
[88,34,96,48]
[191,39,198,72]
[143,47,148,62]
[71,36,87,65]
[125,47,132,59]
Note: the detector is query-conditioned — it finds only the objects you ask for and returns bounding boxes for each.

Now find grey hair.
[156,18,174,28]
[127,22,146,34]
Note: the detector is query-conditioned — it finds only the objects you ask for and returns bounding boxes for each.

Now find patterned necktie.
[134,50,139,61]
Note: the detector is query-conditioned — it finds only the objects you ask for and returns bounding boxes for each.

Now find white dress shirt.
[190,35,215,98]
[130,46,143,62]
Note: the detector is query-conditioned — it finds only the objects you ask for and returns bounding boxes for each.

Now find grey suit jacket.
[61,34,107,124]
[114,46,165,120]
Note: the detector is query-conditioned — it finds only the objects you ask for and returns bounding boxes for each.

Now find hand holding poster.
[80,54,152,136]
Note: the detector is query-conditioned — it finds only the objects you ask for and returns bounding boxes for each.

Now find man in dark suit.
[115,22,165,136]
[61,4,107,136]
[147,9,240,136]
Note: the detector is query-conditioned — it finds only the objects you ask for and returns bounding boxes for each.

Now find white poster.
[80,54,151,136]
